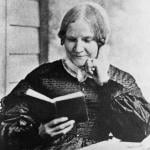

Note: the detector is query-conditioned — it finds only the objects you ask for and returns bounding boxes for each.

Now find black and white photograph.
[0,0,150,149]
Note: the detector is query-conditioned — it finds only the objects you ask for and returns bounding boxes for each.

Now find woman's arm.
[108,76,150,142]
[0,77,75,149]
[0,98,43,149]
[0,78,46,149]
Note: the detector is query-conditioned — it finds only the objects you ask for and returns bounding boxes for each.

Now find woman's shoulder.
[25,60,63,79]
[108,64,136,88]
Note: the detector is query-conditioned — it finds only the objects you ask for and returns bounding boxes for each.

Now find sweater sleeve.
[107,70,150,142]
[0,79,47,150]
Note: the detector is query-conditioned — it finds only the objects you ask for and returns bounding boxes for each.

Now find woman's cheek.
[86,49,98,59]
[65,43,74,53]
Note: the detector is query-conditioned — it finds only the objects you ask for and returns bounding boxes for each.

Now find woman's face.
[64,19,98,67]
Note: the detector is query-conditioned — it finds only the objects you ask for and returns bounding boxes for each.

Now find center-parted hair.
[58,2,111,46]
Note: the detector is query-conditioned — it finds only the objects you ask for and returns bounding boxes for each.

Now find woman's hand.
[38,117,75,139]
[85,45,110,85]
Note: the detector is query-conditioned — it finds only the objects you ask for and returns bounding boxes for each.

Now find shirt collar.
[62,58,90,82]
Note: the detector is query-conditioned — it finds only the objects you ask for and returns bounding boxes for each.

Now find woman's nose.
[74,40,84,52]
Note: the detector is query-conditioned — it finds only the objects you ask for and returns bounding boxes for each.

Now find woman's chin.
[72,59,87,67]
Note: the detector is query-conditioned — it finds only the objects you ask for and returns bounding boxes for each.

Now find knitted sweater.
[0,60,150,150]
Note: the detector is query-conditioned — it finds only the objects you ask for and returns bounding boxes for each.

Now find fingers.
[53,120,75,131]
[97,44,110,62]
[49,120,75,137]
[84,58,109,85]
[46,117,68,127]
[85,59,96,76]
[39,118,75,139]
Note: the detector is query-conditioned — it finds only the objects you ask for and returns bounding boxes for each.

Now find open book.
[25,89,88,123]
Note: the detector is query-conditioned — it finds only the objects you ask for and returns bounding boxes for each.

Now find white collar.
[62,58,90,82]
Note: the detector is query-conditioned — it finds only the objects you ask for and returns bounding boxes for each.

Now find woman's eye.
[66,37,76,42]
[83,38,93,43]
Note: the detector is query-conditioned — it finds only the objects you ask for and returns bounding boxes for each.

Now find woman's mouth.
[72,54,87,58]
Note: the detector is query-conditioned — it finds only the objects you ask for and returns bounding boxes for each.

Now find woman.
[0,2,150,150]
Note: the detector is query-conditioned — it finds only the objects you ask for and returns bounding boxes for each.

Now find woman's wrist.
[95,72,110,86]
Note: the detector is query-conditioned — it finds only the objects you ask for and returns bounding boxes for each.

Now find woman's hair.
[58,2,111,46]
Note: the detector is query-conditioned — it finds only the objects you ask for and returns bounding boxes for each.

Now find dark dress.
[0,60,150,150]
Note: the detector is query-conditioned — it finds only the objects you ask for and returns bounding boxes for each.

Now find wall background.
[48,0,150,101]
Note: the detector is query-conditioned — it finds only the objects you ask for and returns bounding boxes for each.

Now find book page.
[53,91,84,102]
[25,88,84,103]
[25,89,54,103]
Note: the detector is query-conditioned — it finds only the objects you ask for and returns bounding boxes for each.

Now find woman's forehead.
[66,20,94,37]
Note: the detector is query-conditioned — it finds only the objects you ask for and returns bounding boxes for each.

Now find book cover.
[25,89,88,123]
